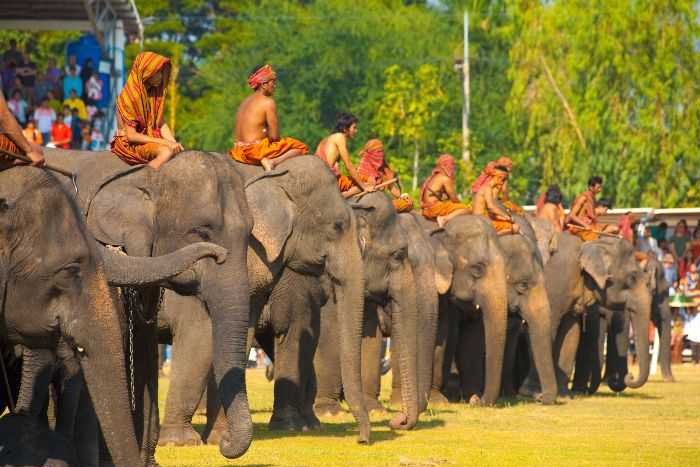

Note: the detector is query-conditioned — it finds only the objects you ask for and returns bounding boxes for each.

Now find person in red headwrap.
[0,89,44,170]
[420,154,471,226]
[357,139,413,212]
[111,51,183,169]
[472,158,519,235]
[229,64,308,171]
[315,112,373,197]
[471,155,523,215]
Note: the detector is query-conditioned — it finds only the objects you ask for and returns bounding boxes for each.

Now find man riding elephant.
[0,89,44,169]
[357,139,413,212]
[420,154,470,227]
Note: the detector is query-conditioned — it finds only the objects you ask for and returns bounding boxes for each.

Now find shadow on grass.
[588,391,661,400]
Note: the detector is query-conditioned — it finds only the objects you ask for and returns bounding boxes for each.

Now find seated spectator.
[22,119,43,146]
[15,53,37,100]
[63,65,83,99]
[62,105,73,128]
[90,124,105,150]
[45,57,61,88]
[686,262,700,291]
[65,55,82,76]
[670,219,690,260]
[51,114,72,149]
[663,253,678,287]
[637,225,662,260]
[684,306,700,364]
[70,109,82,149]
[45,90,62,114]
[80,59,94,94]
[81,123,91,150]
[653,221,669,244]
[64,89,88,121]
[85,72,103,106]
[33,71,52,102]
[33,99,56,145]
[7,89,28,125]
[1,62,16,96]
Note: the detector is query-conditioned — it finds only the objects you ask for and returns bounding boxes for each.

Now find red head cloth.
[248,64,277,89]
[420,154,456,206]
[358,139,385,184]
[471,156,513,194]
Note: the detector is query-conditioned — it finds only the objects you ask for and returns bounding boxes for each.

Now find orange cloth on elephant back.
[490,216,517,234]
[392,197,414,213]
[422,201,471,220]
[0,134,20,165]
[230,136,309,165]
[111,51,171,165]
[569,225,600,242]
[420,154,471,220]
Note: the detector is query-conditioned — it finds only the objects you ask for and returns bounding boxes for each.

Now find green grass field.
[156,365,700,467]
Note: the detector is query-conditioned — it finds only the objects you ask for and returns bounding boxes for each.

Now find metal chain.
[124,287,137,413]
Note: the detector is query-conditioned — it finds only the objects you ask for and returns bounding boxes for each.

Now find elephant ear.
[580,242,611,289]
[0,198,13,307]
[245,176,296,263]
[350,200,375,256]
[430,229,453,294]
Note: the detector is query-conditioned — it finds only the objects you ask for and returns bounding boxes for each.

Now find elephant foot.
[314,400,345,417]
[265,363,274,381]
[428,389,450,406]
[158,423,203,447]
[363,397,387,413]
[517,378,541,398]
[303,411,322,431]
[661,372,675,382]
[269,408,309,432]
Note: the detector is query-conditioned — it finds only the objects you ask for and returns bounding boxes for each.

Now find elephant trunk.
[100,242,227,287]
[476,253,508,405]
[388,262,419,431]
[15,348,55,416]
[327,219,370,443]
[414,264,439,413]
[519,279,557,404]
[74,270,142,467]
[625,283,652,389]
[199,255,253,458]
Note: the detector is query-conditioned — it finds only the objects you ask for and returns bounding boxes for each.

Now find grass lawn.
[156,365,700,467]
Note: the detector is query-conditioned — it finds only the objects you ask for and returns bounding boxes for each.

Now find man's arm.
[337,136,369,191]
[264,99,280,142]
[159,123,184,152]
[442,176,461,203]
[484,188,511,220]
[0,91,44,165]
[567,195,589,226]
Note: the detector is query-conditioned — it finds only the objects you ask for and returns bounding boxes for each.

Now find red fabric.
[471,156,513,194]
[248,64,277,89]
[535,191,546,215]
[420,154,456,210]
[357,139,385,185]
[618,214,634,242]
[51,122,72,149]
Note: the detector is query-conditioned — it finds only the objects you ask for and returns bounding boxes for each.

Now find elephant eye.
[55,262,82,291]
[625,273,638,289]
[470,263,485,278]
[189,227,212,242]
[390,247,407,266]
[516,281,529,294]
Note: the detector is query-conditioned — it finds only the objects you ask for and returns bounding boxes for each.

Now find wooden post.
[462,10,470,163]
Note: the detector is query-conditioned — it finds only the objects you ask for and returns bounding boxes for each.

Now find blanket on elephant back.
[421,200,471,220]
[488,214,516,234]
[0,134,20,166]
[230,136,308,165]
[568,224,600,242]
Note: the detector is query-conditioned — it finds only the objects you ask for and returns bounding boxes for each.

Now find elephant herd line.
[0,148,671,467]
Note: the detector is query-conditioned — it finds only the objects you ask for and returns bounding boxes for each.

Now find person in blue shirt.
[63,65,83,99]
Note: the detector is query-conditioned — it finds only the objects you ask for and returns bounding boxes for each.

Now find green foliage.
[0,31,80,69]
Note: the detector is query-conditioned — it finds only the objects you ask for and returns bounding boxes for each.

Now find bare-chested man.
[0,89,44,170]
[419,154,470,227]
[566,176,618,241]
[537,184,565,232]
[315,112,372,198]
[472,161,519,235]
[229,64,308,171]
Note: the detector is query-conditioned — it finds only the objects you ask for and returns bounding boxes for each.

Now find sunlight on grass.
[156,366,700,467]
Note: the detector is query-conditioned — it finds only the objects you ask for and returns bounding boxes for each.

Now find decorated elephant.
[157,155,370,445]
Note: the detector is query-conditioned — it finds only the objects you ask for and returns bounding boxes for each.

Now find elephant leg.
[72,379,100,467]
[554,313,581,397]
[501,315,522,397]
[572,311,597,393]
[654,304,675,381]
[606,310,630,392]
[456,314,484,403]
[360,303,384,412]
[159,293,211,447]
[314,299,344,416]
[429,300,453,405]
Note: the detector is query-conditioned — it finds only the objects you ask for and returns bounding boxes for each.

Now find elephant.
[43,149,254,464]
[644,254,673,381]
[0,414,78,467]
[521,229,652,397]
[156,155,370,445]
[313,193,422,430]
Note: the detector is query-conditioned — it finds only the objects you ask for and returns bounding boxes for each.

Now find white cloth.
[33,107,56,133]
[684,313,700,343]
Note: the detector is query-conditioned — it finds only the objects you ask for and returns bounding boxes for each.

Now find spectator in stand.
[45,58,61,90]
[69,108,82,149]
[684,306,700,364]
[65,55,82,77]
[90,123,105,150]
[1,62,16,96]
[63,65,83,99]
[32,98,56,145]
[22,119,42,146]
[637,225,662,260]
[64,89,88,121]
[2,39,23,67]
[663,253,678,287]
[7,89,28,125]
[653,221,670,244]
[81,122,91,150]
[15,53,37,101]
[62,105,73,128]
[618,211,635,243]
[686,262,700,291]
[50,114,72,149]
[33,71,52,102]
[80,59,94,95]
[85,72,103,106]
[45,90,62,114]
[670,219,690,261]
[688,225,700,264]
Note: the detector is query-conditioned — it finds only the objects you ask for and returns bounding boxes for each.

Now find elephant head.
[242,156,369,443]
[349,193,420,431]
[0,168,141,467]
[580,238,652,391]
[428,215,508,405]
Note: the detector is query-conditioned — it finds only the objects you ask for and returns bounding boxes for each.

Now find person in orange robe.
[111,51,183,169]
[420,154,470,226]
[357,139,413,212]
[566,176,618,241]
[229,64,308,171]
[471,157,519,235]
[315,112,372,197]
[0,89,44,170]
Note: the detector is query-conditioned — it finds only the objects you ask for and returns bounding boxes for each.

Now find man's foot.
[261,158,274,171]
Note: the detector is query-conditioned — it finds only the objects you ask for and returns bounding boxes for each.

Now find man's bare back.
[235,93,278,143]
[315,132,345,167]
[539,203,564,232]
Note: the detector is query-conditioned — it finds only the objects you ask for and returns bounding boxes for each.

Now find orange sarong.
[0,134,20,166]
[111,135,163,165]
[490,216,516,234]
[422,201,470,220]
[568,225,600,242]
[230,136,308,165]
[337,174,355,192]
[392,197,414,213]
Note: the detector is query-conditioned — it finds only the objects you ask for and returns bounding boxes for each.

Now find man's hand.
[168,141,184,154]
[26,145,45,167]
[400,193,410,200]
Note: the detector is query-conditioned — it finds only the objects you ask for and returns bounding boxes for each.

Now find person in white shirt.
[33,98,56,145]
[684,307,700,364]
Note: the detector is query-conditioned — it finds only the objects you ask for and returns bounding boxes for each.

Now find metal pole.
[462,10,470,163]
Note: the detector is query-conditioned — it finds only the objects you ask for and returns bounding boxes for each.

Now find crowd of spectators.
[1,39,107,151]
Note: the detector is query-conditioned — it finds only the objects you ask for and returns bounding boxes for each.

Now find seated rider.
[357,139,413,213]
[420,154,470,227]
[566,176,618,241]
[471,159,520,235]
[537,184,565,232]
[0,88,45,170]
[229,64,308,171]
[315,112,372,197]
[111,52,184,170]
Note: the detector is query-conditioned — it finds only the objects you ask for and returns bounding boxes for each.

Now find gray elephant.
[314,193,422,430]
[156,155,370,445]
[43,149,254,464]
[521,230,652,396]
[0,414,77,467]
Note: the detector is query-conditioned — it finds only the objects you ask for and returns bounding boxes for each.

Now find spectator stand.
[0,0,143,140]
